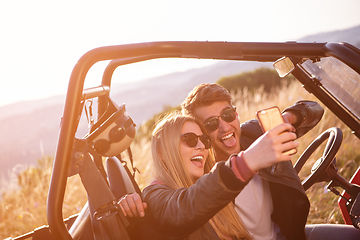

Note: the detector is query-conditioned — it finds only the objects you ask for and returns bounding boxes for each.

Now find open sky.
[1,0,360,107]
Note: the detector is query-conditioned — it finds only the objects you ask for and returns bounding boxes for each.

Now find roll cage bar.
[47,41,360,239]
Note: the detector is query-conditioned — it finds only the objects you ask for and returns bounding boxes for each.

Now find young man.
[180,83,360,240]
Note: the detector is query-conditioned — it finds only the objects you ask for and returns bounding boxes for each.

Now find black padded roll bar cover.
[106,157,139,200]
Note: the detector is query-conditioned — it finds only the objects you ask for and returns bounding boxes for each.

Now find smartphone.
[256,106,296,155]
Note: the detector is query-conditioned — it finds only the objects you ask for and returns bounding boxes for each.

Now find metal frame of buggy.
[44,41,360,240]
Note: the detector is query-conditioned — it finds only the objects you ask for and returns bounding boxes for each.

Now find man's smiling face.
[193,101,241,161]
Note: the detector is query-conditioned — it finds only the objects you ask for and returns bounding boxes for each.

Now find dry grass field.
[1,80,359,239]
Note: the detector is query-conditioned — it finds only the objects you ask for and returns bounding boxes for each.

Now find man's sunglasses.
[203,107,237,132]
[180,132,212,149]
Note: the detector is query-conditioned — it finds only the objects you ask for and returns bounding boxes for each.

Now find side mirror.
[273,57,295,78]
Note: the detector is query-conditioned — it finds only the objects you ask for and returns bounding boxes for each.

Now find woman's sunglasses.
[180,132,211,149]
[203,107,237,132]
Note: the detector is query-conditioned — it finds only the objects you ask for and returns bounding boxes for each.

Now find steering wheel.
[294,127,343,191]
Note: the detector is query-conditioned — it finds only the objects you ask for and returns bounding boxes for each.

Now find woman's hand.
[243,123,299,172]
[118,192,147,218]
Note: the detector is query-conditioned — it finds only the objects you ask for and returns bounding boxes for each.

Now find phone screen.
[256,106,296,155]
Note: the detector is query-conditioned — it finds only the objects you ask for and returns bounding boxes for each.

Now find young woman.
[119,111,298,239]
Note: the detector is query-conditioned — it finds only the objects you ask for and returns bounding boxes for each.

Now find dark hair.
[181,83,232,116]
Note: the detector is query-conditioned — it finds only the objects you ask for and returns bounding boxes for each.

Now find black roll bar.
[49,41,358,239]
[324,42,360,74]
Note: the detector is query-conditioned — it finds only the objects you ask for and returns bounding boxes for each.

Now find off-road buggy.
[5,41,360,239]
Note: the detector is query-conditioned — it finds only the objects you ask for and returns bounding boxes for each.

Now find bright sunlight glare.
[0,0,360,107]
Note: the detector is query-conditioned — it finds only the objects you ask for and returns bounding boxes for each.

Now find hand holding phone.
[256,106,297,155]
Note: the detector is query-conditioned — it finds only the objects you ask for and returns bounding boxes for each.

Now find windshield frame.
[288,46,360,139]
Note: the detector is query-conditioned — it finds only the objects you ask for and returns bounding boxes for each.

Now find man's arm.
[282,100,324,138]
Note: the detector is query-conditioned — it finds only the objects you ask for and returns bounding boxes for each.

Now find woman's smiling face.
[179,121,209,180]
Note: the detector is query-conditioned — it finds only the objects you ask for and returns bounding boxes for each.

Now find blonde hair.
[151,111,250,240]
